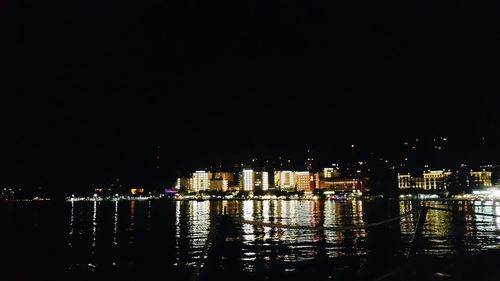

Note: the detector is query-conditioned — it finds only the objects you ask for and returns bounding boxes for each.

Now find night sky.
[0,0,498,193]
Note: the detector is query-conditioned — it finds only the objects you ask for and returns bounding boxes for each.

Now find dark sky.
[0,0,498,191]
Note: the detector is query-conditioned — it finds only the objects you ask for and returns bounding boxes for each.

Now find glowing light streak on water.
[55,199,500,278]
[113,200,118,245]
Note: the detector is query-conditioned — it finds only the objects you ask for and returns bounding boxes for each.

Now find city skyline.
[0,134,498,194]
[1,0,498,197]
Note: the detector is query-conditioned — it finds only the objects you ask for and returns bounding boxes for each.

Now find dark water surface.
[2,199,500,281]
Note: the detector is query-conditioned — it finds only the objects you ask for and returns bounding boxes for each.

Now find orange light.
[131,188,144,195]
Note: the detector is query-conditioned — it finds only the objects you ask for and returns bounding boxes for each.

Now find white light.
[243,169,254,191]
[492,189,500,198]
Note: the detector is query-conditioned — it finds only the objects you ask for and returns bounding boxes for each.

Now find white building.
[192,171,209,191]
[262,172,269,191]
[241,169,254,191]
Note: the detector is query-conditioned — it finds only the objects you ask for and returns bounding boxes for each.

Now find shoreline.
[3,196,500,203]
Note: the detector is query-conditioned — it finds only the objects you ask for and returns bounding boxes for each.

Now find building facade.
[322,165,340,178]
[238,170,269,192]
[213,172,235,186]
[240,169,254,192]
[318,177,368,193]
[275,170,295,190]
[294,171,311,192]
[192,171,209,191]
[470,171,493,188]
[397,174,412,189]
[209,179,228,192]
[254,171,269,191]
[176,178,192,190]
[398,170,452,191]
[423,170,452,190]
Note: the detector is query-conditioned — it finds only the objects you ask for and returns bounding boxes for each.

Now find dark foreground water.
[2,199,500,281]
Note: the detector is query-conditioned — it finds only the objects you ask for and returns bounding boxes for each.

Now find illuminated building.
[237,170,269,192]
[323,168,334,178]
[192,171,209,191]
[213,172,235,186]
[470,170,492,187]
[240,169,254,192]
[313,173,321,190]
[176,178,192,190]
[209,179,228,192]
[274,170,295,190]
[397,174,411,189]
[318,178,368,193]
[254,171,269,191]
[423,170,452,190]
[294,171,311,192]
[322,164,340,178]
[398,170,450,191]
[414,177,425,189]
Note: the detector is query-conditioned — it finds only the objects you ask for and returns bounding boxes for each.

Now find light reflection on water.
[129,200,135,245]
[92,201,97,249]
[113,200,118,245]
[61,199,500,279]
[68,201,74,247]
[399,200,500,255]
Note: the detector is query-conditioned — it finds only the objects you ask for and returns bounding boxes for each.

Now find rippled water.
[2,199,500,280]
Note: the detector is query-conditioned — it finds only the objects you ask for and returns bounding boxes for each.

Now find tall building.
[240,169,254,192]
[192,171,209,191]
[263,172,269,191]
[313,173,321,191]
[254,171,269,191]
[238,170,269,192]
[294,171,311,192]
[275,170,295,190]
